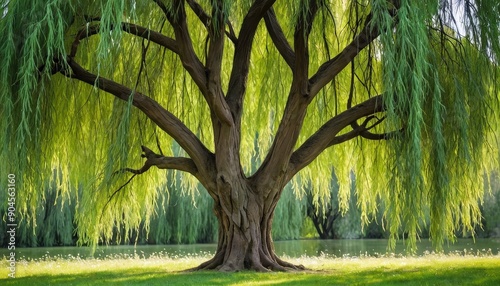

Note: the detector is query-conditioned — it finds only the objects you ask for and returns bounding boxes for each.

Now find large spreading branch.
[254,1,401,187]
[309,1,400,96]
[65,18,213,175]
[164,0,234,126]
[252,2,320,188]
[286,95,385,180]
[309,17,379,96]
[59,57,216,187]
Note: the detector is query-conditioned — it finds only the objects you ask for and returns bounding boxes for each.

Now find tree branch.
[100,173,137,222]
[287,95,385,180]
[346,61,389,141]
[102,146,198,220]
[226,0,276,118]
[263,8,295,69]
[225,20,238,45]
[252,1,319,188]
[165,0,235,126]
[205,0,233,126]
[152,0,172,18]
[61,56,215,186]
[120,145,198,175]
[330,115,400,144]
[309,1,401,97]
[309,17,379,97]
[186,0,210,26]
[165,1,208,96]
[293,0,320,98]
[70,22,178,58]
[185,0,238,44]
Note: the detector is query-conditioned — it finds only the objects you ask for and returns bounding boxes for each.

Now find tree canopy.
[1,0,499,271]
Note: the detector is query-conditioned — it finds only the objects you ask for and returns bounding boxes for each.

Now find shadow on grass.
[1,266,500,285]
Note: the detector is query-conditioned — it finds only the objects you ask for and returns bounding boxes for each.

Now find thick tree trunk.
[192,182,305,272]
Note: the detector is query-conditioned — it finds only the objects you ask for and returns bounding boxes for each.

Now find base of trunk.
[190,247,306,272]
[188,204,306,272]
[194,174,302,272]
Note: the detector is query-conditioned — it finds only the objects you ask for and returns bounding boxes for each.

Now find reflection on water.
[2,238,499,260]
[273,238,500,257]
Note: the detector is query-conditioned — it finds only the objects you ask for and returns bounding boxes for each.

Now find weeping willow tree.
[1,0,499,271]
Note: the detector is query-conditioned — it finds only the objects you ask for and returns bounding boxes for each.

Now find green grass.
[1,254,500,285]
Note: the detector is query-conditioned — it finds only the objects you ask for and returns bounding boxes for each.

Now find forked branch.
[287,95,385,180]
[166,3,208,93]
[186,0,238,44]
[101,145,200,220]
[59,57,214,179]
[226,0,277,115]
[120,145,198,175]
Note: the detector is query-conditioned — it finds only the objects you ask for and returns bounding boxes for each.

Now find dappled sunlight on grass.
[1,251,500,285]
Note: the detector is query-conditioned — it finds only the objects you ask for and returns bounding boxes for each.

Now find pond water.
[3,238,500,260]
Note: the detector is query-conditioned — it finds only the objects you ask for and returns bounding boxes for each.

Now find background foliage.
[2,168,500,247]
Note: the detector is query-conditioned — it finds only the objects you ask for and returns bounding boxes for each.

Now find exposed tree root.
[187,251,225,271]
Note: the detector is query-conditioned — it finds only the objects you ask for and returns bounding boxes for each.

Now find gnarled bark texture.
[197,183,304,272]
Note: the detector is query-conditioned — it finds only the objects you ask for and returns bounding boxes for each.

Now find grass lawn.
[2,253,500,285]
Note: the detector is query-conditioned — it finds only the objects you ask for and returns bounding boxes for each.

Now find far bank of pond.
[2,238,499,260]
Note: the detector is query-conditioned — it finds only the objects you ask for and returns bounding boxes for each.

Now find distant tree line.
[2,170,499,247]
